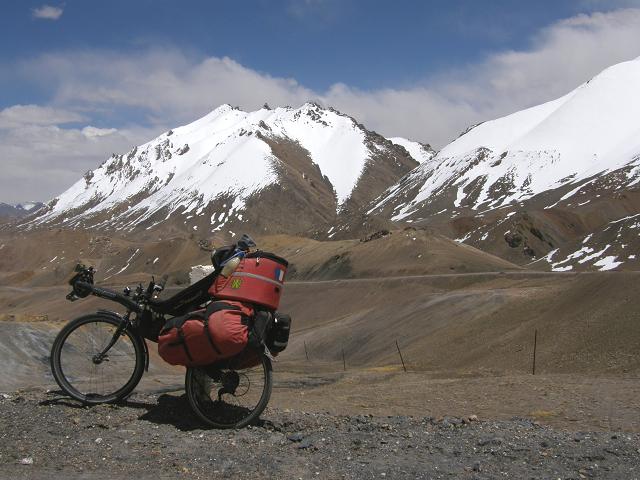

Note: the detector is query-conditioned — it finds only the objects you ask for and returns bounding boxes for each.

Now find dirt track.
[2,388,640,480]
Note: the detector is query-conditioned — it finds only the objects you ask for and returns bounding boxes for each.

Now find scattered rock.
[478,436,503,447]
[297,438,315,450]
[176,144,190,156]
[19,457,33,465]
[287,432,305,442]
[442,416,464,427]
[360,230,391,243]
[504,232,522,248]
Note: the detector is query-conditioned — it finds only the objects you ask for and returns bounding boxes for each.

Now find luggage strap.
[160,301,239,334]
[202,315,222,355]
[206,301,241,316]
[166,327,193,363]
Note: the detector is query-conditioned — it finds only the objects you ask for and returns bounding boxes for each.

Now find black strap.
[168,327,193,362]
[202,316,222,354]
[160,313,190,333]
[206,301,241,317]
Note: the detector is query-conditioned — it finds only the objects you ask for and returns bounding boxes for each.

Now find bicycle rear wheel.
[50,314,145,404]
[185,352,272,429]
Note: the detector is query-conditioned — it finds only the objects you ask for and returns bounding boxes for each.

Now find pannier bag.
[210,251,288,310]
[157,301,253,367]
[267,313,291,353]
[232,311,292,369]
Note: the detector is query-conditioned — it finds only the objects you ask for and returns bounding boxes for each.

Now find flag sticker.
[274,268,284,282]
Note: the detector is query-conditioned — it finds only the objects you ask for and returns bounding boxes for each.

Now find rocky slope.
[362,57,640,271]
[22,103,421,238]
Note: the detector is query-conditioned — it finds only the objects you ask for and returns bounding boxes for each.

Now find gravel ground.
[1,388,639,479]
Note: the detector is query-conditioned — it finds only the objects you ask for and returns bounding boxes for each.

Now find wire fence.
[287,331,541,375]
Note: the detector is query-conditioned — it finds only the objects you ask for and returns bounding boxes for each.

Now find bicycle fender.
[141,338,150,372]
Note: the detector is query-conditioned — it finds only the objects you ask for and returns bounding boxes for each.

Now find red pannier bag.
[157,300,253,367]
[210,251,288,310]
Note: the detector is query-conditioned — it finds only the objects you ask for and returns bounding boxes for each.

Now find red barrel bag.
[210,251,288,310]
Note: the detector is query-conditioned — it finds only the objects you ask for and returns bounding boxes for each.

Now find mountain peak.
[26,103,420,234]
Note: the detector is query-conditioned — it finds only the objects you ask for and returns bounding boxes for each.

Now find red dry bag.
[157,301,253,367]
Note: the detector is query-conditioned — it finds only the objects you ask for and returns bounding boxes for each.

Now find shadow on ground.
[39,390,269,431]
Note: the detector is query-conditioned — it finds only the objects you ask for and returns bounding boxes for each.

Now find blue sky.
[2,0,640,203]
[0,1,628,96]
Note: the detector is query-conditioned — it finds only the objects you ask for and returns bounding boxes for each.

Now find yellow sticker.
[230,278,242,289]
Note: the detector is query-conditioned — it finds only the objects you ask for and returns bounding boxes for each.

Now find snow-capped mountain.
[0,202,44,221]
[387,138,436,165]
[365,57,640,271]
[28,103,419,235]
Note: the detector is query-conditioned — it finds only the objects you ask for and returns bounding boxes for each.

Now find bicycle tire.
[50,313,146,404]
[185,353,272,429]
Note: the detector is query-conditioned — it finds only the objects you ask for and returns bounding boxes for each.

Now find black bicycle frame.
[93,309,150,372]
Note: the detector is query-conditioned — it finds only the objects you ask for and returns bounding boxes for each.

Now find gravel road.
[1,388,639,479]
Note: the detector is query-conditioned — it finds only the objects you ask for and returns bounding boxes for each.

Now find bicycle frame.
[93,309,150,372]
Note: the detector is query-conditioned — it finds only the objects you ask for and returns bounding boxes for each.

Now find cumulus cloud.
[29,51,317,125]
[16,8,640,145]
[0,124,157,204]
[31,4,64,20]
[337,7,640,142]
[3,7,640,203]
[81,126,118,138]
[0,105,84,129]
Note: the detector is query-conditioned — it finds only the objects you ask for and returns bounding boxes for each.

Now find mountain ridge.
[360,57,640,271]
[23,102,423,237]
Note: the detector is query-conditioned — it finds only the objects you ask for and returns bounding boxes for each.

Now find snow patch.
[593,256,623,271]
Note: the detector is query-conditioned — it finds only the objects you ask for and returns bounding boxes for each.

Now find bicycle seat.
[149,270,218,316]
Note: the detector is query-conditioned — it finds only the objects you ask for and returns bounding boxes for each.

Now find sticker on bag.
[274,268,284,282]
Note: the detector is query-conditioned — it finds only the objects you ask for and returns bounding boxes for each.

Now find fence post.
[532,329,538,375]
[396,340,407,372]
[304,341,309,361]
[342,346,346,371]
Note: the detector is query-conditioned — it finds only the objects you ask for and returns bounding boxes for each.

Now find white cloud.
[31,4,64,20]
[3,7,640,203]
[0,105,84,129]
[339,7,640,142]
[15,8,640,146]
[81,126,118,138]
[27,51,316,125]
[0,123,158,204]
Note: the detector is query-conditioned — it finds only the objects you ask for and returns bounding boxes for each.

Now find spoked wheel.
[185,352,272,429]
[50,314,145,404]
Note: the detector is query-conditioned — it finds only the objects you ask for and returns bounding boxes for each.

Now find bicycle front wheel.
[185,352,272,429]
[50,314,145,404]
